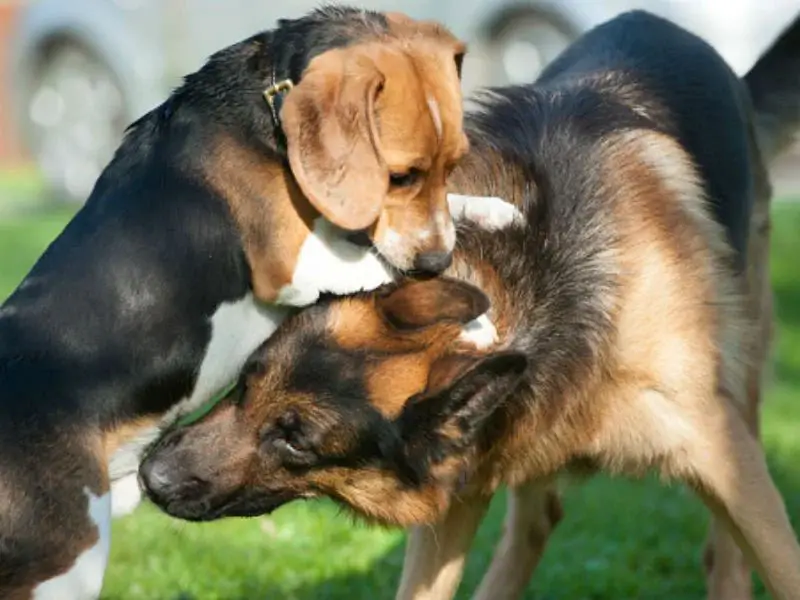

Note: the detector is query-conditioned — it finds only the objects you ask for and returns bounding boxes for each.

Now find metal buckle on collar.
[263,78,294,127]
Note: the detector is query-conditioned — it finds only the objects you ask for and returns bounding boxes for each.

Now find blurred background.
[0,1,799,599]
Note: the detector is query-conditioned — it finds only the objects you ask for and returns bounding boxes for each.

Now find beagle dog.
[0,6,520,599]
[140,11,800,600]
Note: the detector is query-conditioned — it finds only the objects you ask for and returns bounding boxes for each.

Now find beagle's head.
[139,278,527,526]
[281,15,469,274]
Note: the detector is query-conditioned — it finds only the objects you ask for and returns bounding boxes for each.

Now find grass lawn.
[1,200,799,600]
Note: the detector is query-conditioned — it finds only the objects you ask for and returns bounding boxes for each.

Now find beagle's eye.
[389,168,423,188]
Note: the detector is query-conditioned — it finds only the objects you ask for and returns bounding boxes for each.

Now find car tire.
[22,41,129,204]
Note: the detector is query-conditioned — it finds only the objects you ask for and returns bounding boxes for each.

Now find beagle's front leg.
[447,194,524,231]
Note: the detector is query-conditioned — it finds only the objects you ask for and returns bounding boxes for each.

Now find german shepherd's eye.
[267,409,317,467]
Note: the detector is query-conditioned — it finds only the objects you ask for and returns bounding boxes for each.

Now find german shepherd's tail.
[745,14,800,160]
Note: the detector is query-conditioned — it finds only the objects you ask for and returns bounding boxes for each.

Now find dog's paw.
[447,194,523,230]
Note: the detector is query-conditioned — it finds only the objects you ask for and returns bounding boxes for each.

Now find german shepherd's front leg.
[396,494,491,600]
[472,480,563,600]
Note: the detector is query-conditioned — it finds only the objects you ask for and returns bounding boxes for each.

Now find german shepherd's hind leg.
[472,480,563,600]
[591,378,799,599]
[396,494,491,600]
[704,516,753,600]
[687,396,800,600]
[704,147,775,600]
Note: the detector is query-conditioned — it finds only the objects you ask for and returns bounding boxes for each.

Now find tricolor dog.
[141,11,800,600]
[0,7,520,599]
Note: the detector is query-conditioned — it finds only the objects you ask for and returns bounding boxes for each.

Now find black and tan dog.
[0,7,524,599]
[141,11,800,600]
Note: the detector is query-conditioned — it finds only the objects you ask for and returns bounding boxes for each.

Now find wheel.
[22,42,128,204]
[485,14,574,87]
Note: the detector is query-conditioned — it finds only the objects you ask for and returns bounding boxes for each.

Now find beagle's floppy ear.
[376,277,490,331]
[281,50,387,232]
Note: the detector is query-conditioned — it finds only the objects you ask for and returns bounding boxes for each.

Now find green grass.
[1,201,799,600]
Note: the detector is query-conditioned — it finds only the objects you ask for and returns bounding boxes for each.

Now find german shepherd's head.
[139,277,526,526]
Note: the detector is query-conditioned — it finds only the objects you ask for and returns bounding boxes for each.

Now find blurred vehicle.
[7,0,800,203]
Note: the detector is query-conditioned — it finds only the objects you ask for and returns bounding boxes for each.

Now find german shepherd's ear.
[397,351,527,456]
[376,277,490,331]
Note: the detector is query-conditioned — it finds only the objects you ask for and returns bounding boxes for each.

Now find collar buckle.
[263,79,294,127]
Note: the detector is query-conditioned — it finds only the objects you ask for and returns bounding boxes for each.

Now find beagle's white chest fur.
[276,194,524,307]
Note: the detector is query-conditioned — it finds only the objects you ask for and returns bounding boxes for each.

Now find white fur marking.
[435,209,456,251]
[109,294,288,495]
[32,489,111,600]
[380,228,404,260]
[447,194,524,230]
[276,218,395,307]
[110,473,142,518]
[459,314,498,349]
[427,95,442,140]
[416,227,432,243]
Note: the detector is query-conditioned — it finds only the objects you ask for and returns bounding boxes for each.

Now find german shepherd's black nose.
[139,437,209,504]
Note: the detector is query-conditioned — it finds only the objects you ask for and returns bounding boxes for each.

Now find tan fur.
[471,480,562,600]
[103,416,161,459]
[397,496,491,600]
[202,134,317,301]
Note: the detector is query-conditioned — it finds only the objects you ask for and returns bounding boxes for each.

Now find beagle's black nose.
[413,251,453,274]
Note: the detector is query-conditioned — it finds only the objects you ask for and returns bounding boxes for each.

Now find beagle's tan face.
[281,17,470,274]
[139,278,527,527]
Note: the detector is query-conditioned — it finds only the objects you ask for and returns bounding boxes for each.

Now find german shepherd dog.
[140,11,800,599]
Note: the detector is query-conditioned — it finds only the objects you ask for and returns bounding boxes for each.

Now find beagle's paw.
[447,194,524,230]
